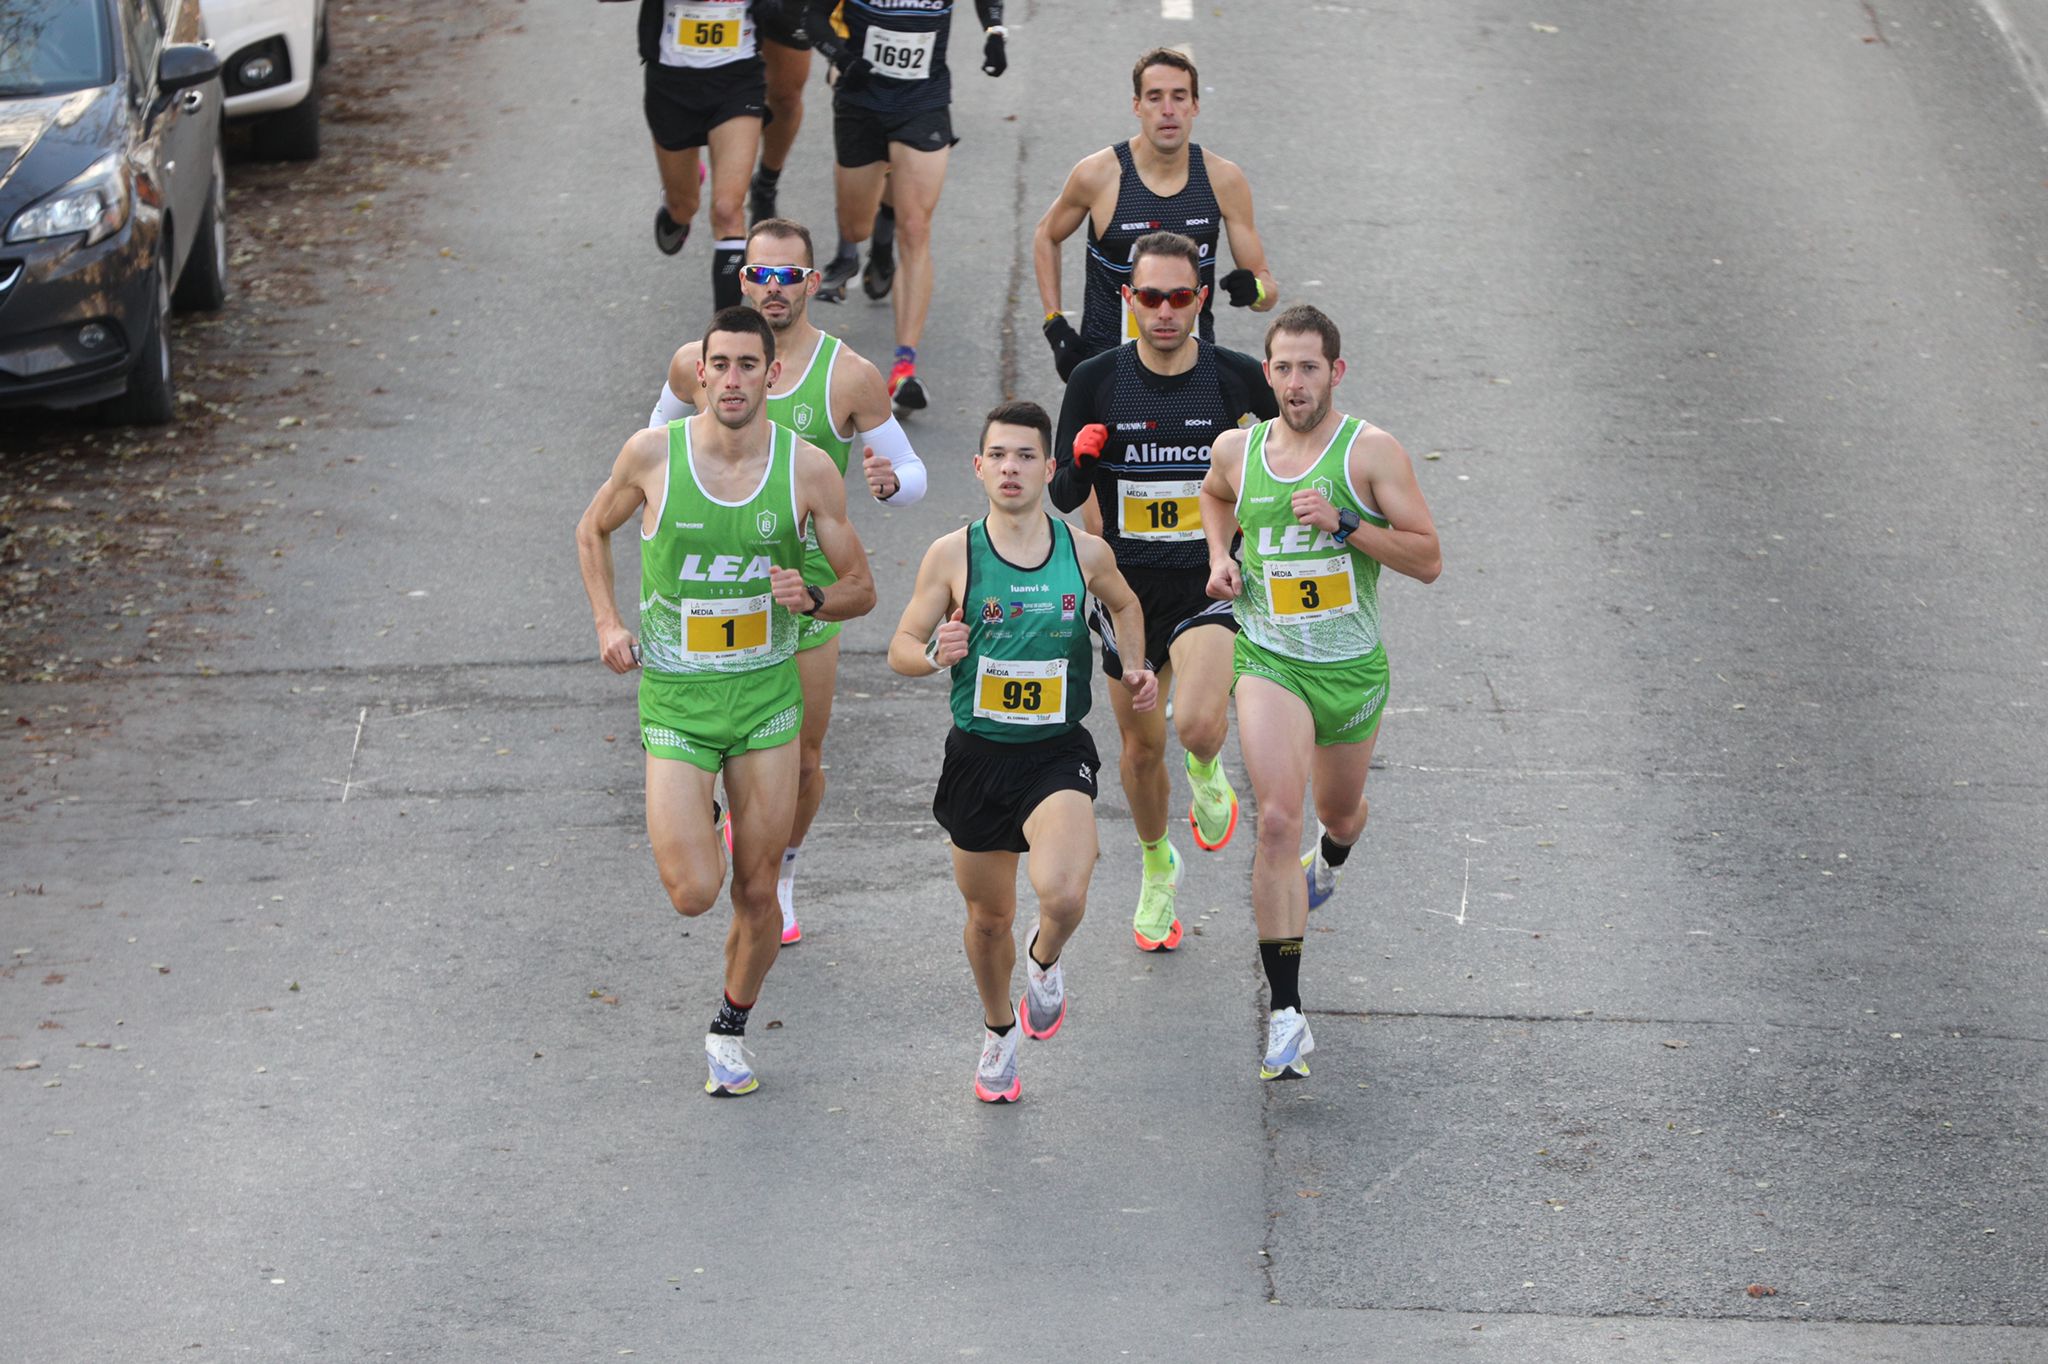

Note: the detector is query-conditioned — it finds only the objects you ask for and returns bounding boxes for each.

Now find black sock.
[987,1019,1015,1038]
[710,991,752,1037]
[1259,937,1304,1014]
[830,240,861,271]
[1321,833,1353,868]
[754,162,781,185]
[712,239,745,309]
[871,203,896,251]
[1027,932,1057,971]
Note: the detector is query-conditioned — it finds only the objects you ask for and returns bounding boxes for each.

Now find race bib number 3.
[1265,555,1358,624]
[682,592,771,661]
[863,26,935,79]
[1118,478,1204,542]
[973,657,1068,726]
[671,2,741,48]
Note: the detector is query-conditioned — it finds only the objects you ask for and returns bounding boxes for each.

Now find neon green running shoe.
[1133,841,1184,951]
[1185,753,1240,851]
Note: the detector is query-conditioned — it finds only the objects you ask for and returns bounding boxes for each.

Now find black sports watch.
[800,584,827,615]
[1333,508,1362,544]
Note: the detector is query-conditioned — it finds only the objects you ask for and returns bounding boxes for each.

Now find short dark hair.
[979,399,1052,454]
[702,305,776,365]
[746,216,814,266]
[1129,230,1203,283]
[1264,304,1342,363]
[1131,47,1198,100]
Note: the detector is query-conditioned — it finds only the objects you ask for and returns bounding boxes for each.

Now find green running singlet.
[765,332,854,651]
[1233,416,1391,664]
[949,517,1096,743]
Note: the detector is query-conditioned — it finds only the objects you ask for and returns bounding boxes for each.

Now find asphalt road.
[5,0,2046,1359]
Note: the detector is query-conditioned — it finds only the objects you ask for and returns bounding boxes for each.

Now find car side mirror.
[157,44,222,98]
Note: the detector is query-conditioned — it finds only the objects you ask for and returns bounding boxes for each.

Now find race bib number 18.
[973,656,1067,726]
[1117,478,1204,542]
[863,26,935,79]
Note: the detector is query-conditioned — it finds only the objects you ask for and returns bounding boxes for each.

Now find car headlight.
[5,153,132,247]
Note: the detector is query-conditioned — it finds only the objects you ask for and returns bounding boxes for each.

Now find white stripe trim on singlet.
[1337,420,1386,523]
[684,419,777,509]
[791,424,810,546]
[771,333,858,448]
[1258,415,1386,522]
[642,424,676,543]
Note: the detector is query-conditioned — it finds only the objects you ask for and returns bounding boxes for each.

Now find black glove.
[1044,314,1084,381]
[834,54,874,92]
[1220,268,1262,308]
[982,30,1007,77]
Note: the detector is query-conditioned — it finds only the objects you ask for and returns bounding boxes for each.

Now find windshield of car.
[0,0,113,98]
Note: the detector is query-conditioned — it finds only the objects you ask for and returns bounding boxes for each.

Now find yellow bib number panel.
[671,3,740,49]
[1264,554,1357,625]
[972,657,1068,727]
[1117,478,1204,542]
[682,592,771,662]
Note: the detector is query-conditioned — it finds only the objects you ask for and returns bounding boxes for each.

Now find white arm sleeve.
[859,416,926,506]
[649,381,693,430]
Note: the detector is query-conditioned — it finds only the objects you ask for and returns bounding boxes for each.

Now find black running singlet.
[1089,340,1232,572]
[1081,142,1223,352]
[833,0,959,115]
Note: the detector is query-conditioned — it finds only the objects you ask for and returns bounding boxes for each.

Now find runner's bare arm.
[837,349,927,505]
[781,442,878,622]
[1031,152,1114,314]
[576,427,665,672]
[888,531,970,677]
[650,342,706,428]
[1075,531,1158,712]
[1200,428,1247,600]
[1346,429,1442,584]
[1209,153,1278,312]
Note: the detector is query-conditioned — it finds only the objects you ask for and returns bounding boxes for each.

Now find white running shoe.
[704,1033,758,1096]
[1302,821,1342,910]
[1020,929,1066,1040]
[1260,1007,1314,1081]
[974,1026,1021,1103]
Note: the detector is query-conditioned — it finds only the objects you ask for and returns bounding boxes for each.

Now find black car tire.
[103,244,176,427]
[172,149,228,313]
[253,66,320,161]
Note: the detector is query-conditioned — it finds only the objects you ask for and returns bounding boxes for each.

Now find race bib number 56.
[670,2,740,49]
[863,26,935,79]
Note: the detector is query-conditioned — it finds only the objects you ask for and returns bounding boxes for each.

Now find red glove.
[1073,423,1108,465]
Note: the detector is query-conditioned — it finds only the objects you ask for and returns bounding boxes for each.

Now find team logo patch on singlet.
[980,597,1005,624]
[793,402,815,429]
[756,510,778,538]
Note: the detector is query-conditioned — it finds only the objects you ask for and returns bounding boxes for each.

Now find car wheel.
[253,66,320,161]
[172,148,228,313]
[102,243,176,427]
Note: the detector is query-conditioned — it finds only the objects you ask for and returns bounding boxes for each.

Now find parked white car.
[199,0,328,160]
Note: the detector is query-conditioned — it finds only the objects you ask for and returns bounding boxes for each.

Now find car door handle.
[180,89,205,112]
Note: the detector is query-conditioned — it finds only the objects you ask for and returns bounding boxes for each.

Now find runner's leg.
[884,140,950,352]
[953,846,1021,1029]
[1235,675,1315,940]
[1108,665,1171,845]
[654,143,704,227]
[706,115,763,307]
[1020,789,1097,965]
[1167,626,1233,766]
[759,41,807,174]
[721,740,801,1005]
[646,753,725,915]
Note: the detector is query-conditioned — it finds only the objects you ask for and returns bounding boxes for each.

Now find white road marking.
[1456,857,1471,925]
[1162,0,1193,19]
[1975,0,2048,124]
[341,707,367,803]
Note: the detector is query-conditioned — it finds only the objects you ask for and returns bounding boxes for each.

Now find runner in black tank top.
[1033,47,1281,380]
[1080,142,1223,353]
[1047,233,1277,956]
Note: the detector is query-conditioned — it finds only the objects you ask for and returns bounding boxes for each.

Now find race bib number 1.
[863,26,935,79]
[1265,555,1357,625]
[682,592,771,662]
[671,2,741,49]
[1117,478,1204,542]
[973,656,1067,726]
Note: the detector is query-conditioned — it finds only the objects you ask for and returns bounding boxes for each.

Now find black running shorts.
[932,725,1100,855]
[832,101,957,168]
[1096,565,1237,677]
[644,58,770,152]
